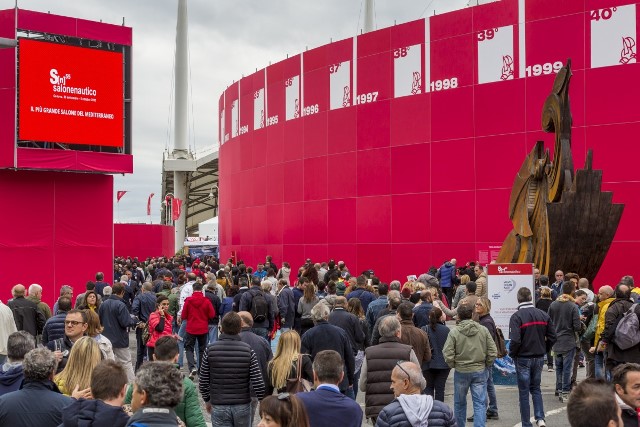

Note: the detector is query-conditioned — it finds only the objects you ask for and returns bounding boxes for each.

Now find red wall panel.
[219,3,640,286]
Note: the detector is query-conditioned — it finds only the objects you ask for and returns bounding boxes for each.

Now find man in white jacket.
[0,301,17,364]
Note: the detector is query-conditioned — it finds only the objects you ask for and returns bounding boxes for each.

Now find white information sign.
[487,263,534,331]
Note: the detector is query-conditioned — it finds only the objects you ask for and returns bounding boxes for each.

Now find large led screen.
[18,39,124,147]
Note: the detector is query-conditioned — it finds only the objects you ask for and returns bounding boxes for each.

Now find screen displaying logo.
[18,39,124,147]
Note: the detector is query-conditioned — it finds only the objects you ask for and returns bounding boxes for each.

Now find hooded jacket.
[443,319,497,373]
[375,394,456,427]
[0,364,23,396]
[547,294,582,353]
[181,292,214,335]
[61,398,129,427]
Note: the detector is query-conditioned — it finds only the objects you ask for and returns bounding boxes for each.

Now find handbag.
[285,356,312,394]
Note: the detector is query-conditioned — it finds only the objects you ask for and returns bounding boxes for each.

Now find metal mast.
[172,0,189,252]
[364,0,375,33]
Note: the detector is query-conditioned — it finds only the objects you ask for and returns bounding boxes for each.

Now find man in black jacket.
[199,311,265,426]
[8,285,45,339]
[42,297,71,345]
[238,276,273,339]
[301,303,355,397]
[276,279,295,331]
[132,283,157,371]
[99,283,137,382]
[238,311,272,424]
[509,287,556,427]
[329,296,365,356]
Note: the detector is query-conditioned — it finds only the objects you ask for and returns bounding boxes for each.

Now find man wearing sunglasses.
[46,309,88,373]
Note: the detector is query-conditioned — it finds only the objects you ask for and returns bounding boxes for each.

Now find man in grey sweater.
[547,281,582,402]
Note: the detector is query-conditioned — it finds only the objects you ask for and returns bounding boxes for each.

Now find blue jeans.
[555,348,576,394]
[487,368,498,413]
[208,324,219,345]
[211,403,251,427]
[177,320,187,367]
[515,356,545,427]
[595,351,609,380]
[454,370,488,427]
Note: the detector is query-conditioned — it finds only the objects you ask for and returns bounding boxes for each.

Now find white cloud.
[15,0,467,223]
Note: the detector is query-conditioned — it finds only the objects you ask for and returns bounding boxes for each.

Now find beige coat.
[475,272,488,298]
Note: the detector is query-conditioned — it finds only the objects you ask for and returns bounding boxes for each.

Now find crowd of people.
[0,255,637,427]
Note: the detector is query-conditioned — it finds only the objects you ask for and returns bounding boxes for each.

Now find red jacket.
[182,292,215,335]
[146,310,173,348]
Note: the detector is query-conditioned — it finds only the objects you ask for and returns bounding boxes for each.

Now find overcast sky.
[14,0,468,224]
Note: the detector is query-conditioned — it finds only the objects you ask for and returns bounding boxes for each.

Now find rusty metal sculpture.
[496,59,624,282]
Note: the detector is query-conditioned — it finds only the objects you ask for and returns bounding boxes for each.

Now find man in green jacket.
[443,302,497,427]
[125,335,206,427]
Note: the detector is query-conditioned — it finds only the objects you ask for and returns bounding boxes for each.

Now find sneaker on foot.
[467,415,474,422]
[548,366,554,372]
[560,394,570,403]
[536,420,547,427]
[189,369,197,380]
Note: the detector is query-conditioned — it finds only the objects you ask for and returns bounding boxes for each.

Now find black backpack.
[250,289,269,323]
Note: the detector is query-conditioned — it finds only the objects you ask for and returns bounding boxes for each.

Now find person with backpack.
[509,287,557,427]
[239,276,274,339]
[602,283,640,376]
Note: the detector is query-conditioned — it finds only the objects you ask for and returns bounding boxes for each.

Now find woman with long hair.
[346,298,369,399]
[258,393,310,427]
[422,307,451,401]
[146,294,174,361]
[54,336,103,396]
[297,284,319,336]
[267,330,313,396]
[78,290,100,311]
[84,309,115,360]
[474,297,499,420]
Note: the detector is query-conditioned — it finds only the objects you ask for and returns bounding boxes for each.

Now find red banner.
[171,197,183,221]
[116,191,127,202]
[147,193,155,216]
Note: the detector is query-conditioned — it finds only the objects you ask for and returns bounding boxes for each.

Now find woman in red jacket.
[146,294,173,361]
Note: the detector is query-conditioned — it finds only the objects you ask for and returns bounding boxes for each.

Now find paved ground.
[129,330,580,427]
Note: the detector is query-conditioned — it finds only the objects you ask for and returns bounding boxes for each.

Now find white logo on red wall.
[342,86,351,107]
[620,37,637,64]
[50,68,97,99]
[411,72,422,94]
[500,55,514,80]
